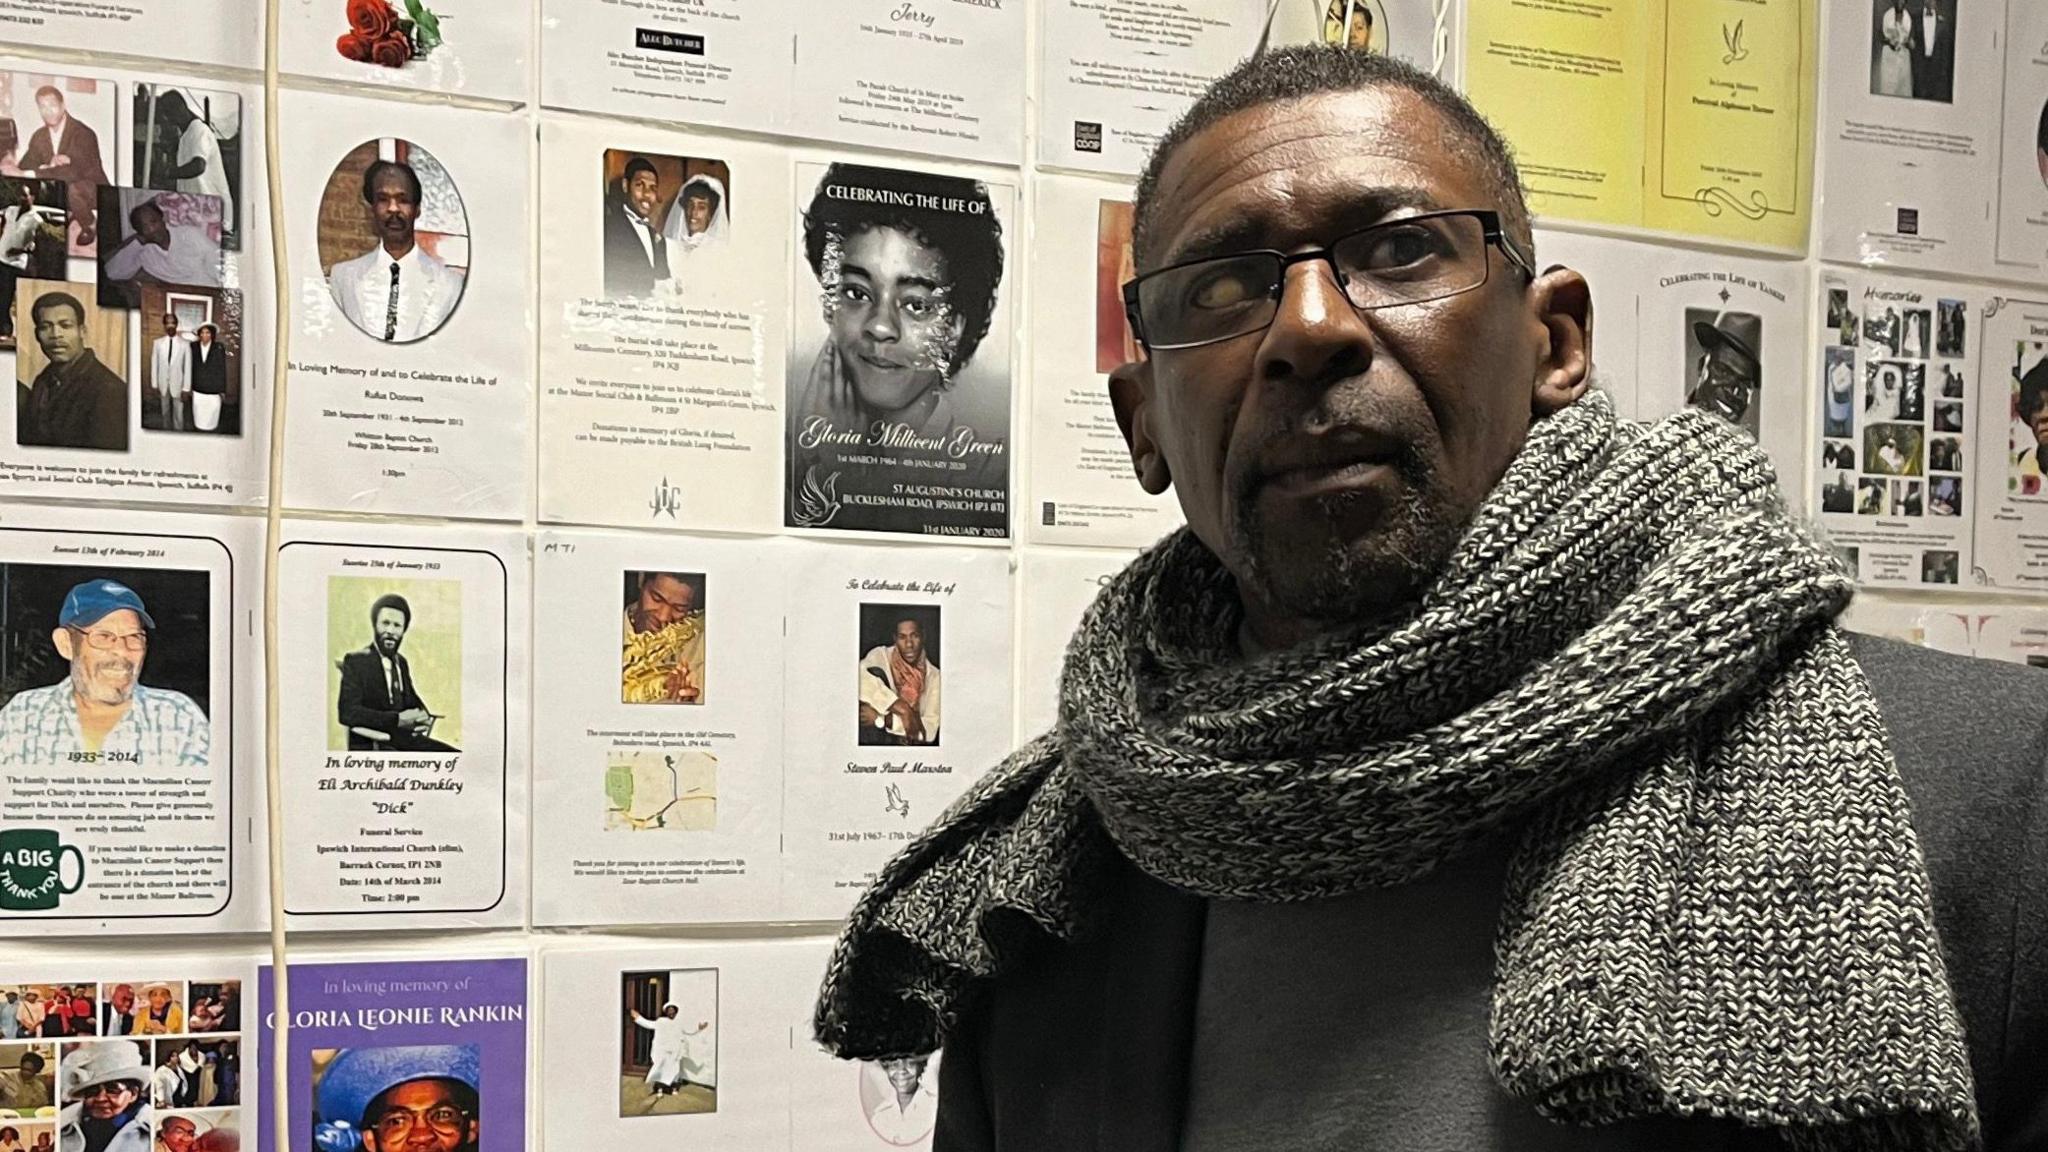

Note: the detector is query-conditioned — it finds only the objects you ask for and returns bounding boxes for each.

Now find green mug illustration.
[0,828,85,912]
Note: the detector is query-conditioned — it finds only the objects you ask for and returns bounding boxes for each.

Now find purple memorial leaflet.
[257,957,527,1152]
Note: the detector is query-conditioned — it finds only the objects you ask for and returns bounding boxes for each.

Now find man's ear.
[51,628,73,662]
[1529,266,1592,416]
[1108,360,1171,495]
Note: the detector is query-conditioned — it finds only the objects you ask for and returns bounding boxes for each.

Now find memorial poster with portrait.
[538,939,829,1149]
[1465,0,1817,250]
[0,62,272,510]
[537,0,797,137]
[277,88,530,520]
[1818,0,1998,278]
[0,951,260,1152]
[258,955,527,1152]
[0,506,262,935]
[1970,290,2048,589]
[1810,271,1977,587]
[1024,175,1183,549]
[272,519,528,930]
[529,529,787,927]
[536,117,787,532]
[1016,546,1131,740]
[0,2,257,71]
[1993,0,2048,280]
[280,0,535,103]
[784,159,1015,541]
[780,541,1011,922]
[788,0,1027,166]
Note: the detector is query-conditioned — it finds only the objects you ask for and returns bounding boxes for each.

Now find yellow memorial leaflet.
[1466,0,1643,228]
[1467,0,1816,251]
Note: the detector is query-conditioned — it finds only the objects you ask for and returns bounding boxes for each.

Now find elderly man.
[0,580,208,766]
[817,46,2048,1150]
[58,1043,150,1152]
[17,290,126,451]
[315,1046,478,1152]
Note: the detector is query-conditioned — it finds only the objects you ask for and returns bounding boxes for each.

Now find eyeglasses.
[71,628,147,653]
[373,1105,468,1141]
[1121,209,1535,352]
[79,1083,137,1099]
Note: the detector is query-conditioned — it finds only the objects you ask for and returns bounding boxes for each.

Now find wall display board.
[1465,0,1818,250]
[1968,289,2048,589]
[536,115,787,532]
[276,88,530,520]
[1993,0,2048,282]
[1016,546,1130,739]
[279,0,535,103]
[272,519,528,930]
[0,59,272,508]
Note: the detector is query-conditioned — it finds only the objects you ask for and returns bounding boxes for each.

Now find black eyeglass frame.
[1120,208,1537,353]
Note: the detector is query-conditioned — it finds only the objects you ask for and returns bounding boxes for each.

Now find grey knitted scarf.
[817,392,1979,1149]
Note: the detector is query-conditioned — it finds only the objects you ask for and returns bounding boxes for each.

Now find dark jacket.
[932,634,2048,1151]
[602,199,665,298]
[18,348,126,450]
[190,339,227,396]
[336,645,428,751]
[1911,3,1954,103]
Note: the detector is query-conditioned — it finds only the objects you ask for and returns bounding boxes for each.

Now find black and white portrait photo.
[786,162,1014,538]
[1683,310,1761,437]
[1870,0,1954,104]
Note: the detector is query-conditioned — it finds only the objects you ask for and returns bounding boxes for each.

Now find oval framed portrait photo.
[315,136,469,344]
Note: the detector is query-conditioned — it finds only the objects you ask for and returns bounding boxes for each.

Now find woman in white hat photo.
[57,1042,150,1152]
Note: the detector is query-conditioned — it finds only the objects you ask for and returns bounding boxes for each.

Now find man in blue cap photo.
[314,1046,478,1152]
[0,578,207,767]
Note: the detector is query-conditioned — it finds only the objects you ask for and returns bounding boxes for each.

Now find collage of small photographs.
[1820,288,1970,584]
[1,71,246,451]
[0,979,241,1152]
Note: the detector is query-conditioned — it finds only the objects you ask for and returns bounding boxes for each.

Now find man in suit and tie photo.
[604,155,670,299]
[326,156,465,344]
[14,86,107,248]
[1910,0,1954,103]
[335,592,458,752]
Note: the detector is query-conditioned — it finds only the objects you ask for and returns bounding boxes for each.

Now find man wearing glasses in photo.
[819,45,2047,1150]
[0,579,209,767]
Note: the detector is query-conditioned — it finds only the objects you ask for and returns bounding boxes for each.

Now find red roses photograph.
[336,0,447,69]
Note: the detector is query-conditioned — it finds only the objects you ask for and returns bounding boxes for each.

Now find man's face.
[633,575,694,633]
[373,607,408,655]
[78,1081,137,1121]
[363,1079,475,1152]
[367,170,421,250]
[34,94,61,129]
[626,169,659,221]
[1345,11,1372,49]
[892,620,923,665]
[2029,403,2048,448]
[1122,88,1577,633]
[1692,345,1756,423]
[56,608,145,707]
[147,988,170,1011]
[159,1119,197,1152]
[826,227,963,415]
[32,301,85,367]
[684,191,713,236]
[111,987,132,1012]
[135,206,171,249]
[162,314,179,337]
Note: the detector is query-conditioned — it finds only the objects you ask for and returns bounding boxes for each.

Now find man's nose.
[1253,258,1376,389]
